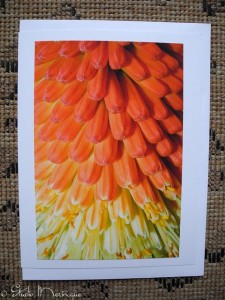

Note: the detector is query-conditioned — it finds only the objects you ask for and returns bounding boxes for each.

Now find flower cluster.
[34,40,183,260]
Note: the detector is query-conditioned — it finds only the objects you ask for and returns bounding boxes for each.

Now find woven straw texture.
[0,0,224,299]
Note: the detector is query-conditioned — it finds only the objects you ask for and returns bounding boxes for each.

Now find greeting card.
[18,20,211,280]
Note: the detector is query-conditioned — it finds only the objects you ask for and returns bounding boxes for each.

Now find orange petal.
[35,42,49,64]
[54,189,71,214]
[73,92,99,123]
[36,42,62,63]
[35,80,65,103]
[136,148,163,175]
[87,66,108,101]
[164,92,183,111]
[144,59,169,79]
[142,89,169,120]
[34,137,51,162]
[34,101,53,125]
[161,74,183,94]
[168,136,182,167]
[151,174,168,192]
[34,80,47,103]
[108,189,134,222]
[79,41,99,52]
[78,153,102,185]
[85,102,109,143]
[132,47,169,79]
[108,42,129,70]
[76,53,98,81]
[123,52,149,81]
[177,131,183,138]
[133,45,169,79]
[123,124,147,158]
[48,159,77,191]
[59,41,80,57]
[134,42,147,46]
[51,101,73,123]
[56,115,83,141]
[113,144,140,188]
[168,151,182,168]
[35,161,54,180]
[38,119,59,141]
[155,135,174,157]
[161,53,179,72]
[43,81,66,103]
[95,165,120,201]
[118,42,131,46]
[138,77,170,98]
[35,62,50,81]
[174,68,183,80]
[149,162,174,191]
[85,200,109,232]
[90,42,108,69]
[45,58,65,80]
[56,57,80,83]
[159,111,182,134]
[94,130,118,166]
[133,42,162,60]
[160,173,181,201]
[122,75,150,121]
[69,127,93,162]
[70,177,94,208]
[129,176,158,207]
[48,140,69,164]
[109,111,134,140]
[61,80,86,106]
[138,118,164,144]
[104,70,125,113]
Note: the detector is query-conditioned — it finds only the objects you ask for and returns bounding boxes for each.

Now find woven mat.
[0,1,224,299]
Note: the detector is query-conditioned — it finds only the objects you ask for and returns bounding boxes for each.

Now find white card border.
[18,20,211,280]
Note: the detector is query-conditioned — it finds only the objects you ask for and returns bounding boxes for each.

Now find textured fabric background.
[0,0,224,299]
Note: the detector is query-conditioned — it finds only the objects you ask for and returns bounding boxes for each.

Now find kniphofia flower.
[35,40,183,260]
